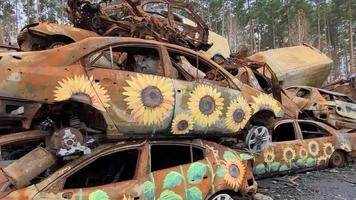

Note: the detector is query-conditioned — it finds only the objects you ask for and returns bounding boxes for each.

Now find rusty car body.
[212,53,300,120]
[252,119,356,178]
[1,139,257,200]
[323,76,356,101]
[249,44,333,88]
[286,86,356,130]
[0,37,286,156]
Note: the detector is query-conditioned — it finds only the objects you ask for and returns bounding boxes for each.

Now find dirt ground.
[256,161,356,200]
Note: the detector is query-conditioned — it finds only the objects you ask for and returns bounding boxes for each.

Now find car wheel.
[245,126,270,153]
[210,193,235,200]
[329,150,346,168]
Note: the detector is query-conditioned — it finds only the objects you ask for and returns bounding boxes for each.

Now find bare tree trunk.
[247,0,255,52]
[272,17,276,49]
[323,5,329,55]
[298,10,301,44]
[349,0,354,73]
[14,0,19,34]
[317,2,321,50]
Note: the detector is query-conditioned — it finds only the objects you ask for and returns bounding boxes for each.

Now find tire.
[209,193,235,200]
[329,150,346,168]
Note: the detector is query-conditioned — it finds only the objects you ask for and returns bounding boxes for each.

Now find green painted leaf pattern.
[223,150,238,160]
[239,153,253,160]
[143,181,155,199]
[306,157,316,167]
[163,172,182,188]
[255,163,266,175]
[296,159,306,167]
[187,162,207,184]
[89,190,110,200]
[187,187,203,200]
[216,165,225,177]
[270,162,281,172]
[158,190,183,200]
[279,164,290,172]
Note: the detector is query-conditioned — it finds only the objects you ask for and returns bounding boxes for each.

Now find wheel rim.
[212,193,234,200]
[246,126,270,153]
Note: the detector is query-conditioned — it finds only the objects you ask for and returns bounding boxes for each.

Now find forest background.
[0,0,354,82]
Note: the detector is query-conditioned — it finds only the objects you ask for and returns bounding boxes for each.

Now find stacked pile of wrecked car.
[0,0,354,199]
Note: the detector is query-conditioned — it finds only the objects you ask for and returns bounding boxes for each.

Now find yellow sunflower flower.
[283,147,296,163]
[308,141,320,157]
[299,148,308,159]
[221,159,247,191]
[171,113,194,135]
[188,85,224,127]
[317,156,327,166]
[323,143,335,158]
[340,143,351,152]
[54,75,110,112]
[264,149,275,164]
[251,93,283,117]
[123,74,174,126]
[225,97,252,132]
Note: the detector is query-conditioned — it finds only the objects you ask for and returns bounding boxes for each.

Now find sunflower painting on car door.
[171,78,252,135]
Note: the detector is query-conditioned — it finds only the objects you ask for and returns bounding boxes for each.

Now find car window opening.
[272,123,296,142]
[168,50,230,88]
[296,88,311,98]
[151,145,204,172]
[299,122,330,139]
[90,46,164,76]
[64,149,138,189]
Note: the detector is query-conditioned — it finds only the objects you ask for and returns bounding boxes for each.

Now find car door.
[83,44,175,137]
[31,145,144,200]
[164,47,245,135]
[254,121,304,177]
[297,121,336,169]
[148,142,212,200]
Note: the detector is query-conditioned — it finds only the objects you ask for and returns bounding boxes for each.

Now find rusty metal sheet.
[28,23,99,42]
[249,44,333,88]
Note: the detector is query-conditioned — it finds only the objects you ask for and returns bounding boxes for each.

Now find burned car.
[286,86,356,130]
[1,139,257,199]
[0,37,284,153]
[212,52,299,119]
[251,119,356,178]
[18,0,211,52]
